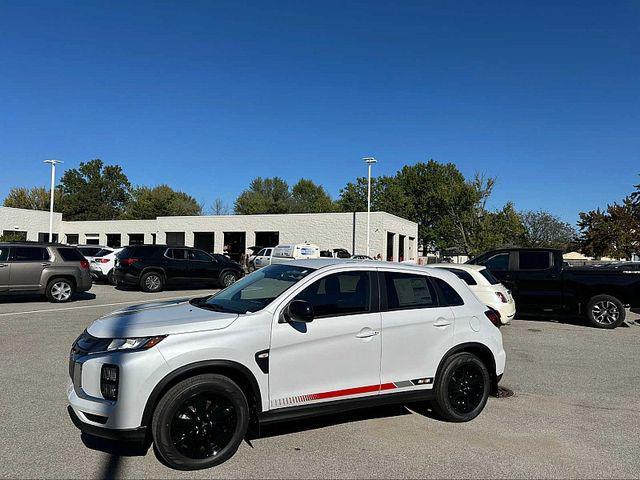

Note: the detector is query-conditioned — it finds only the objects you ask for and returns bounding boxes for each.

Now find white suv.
[68,259,506,470]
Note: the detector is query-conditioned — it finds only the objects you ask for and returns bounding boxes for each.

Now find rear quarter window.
[119,246,161,258]
[433,277,464,306]
[56,247,85,262]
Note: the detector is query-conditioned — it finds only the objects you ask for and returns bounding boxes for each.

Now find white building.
[0,206,418,262]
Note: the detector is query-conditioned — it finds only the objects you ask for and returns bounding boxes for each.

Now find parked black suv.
[113,245,244,292]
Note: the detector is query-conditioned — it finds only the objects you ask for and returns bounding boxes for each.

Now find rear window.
[440,267,477,286]
[519,251,551,270]
[56,247,85,262]
[94,249,113,258]
[433,277,464,306]
[78,247,103,257]
[479,268,501,285]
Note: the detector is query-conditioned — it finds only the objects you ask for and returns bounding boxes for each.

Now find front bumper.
[67,405,147,442]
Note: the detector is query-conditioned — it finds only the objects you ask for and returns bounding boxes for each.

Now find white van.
[270,243,320,264]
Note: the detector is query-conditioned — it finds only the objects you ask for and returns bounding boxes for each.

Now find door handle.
[356,328,380,338]
[41,263,51,267]
[0,264,7,268]
[433,318,452,327]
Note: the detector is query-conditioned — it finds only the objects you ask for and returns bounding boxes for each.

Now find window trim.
[378,271,441,312]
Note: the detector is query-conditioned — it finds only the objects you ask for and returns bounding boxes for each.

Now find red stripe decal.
[308,382,397,401]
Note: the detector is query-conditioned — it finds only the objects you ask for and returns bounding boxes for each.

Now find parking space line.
[0,294,194,317]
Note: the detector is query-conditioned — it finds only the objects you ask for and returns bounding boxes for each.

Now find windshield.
[201,264,316,313]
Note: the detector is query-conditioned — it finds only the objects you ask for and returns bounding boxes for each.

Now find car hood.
[87,298,239,338]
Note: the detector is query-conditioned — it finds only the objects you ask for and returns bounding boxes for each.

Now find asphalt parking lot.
[0,284,639,479]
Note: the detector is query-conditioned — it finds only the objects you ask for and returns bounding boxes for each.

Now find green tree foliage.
[0,232,27,242]
[234,177,292,214]
[58,159,132,220]
[3,186,62,211]
[290,179,336,213]
[578,176,639,259]
[124,185,202,219]
[338,175,413,219]
[520,210,577,251]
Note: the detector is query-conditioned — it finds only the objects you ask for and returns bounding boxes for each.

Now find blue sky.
[1,0,638,223]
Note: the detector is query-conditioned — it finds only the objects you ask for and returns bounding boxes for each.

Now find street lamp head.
[362,156,377,164]
[44,159,63,165]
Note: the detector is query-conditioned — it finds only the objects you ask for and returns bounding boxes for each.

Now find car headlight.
[106,336,166,352]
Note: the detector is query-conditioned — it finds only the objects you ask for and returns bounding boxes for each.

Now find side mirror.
[285,300,314,323]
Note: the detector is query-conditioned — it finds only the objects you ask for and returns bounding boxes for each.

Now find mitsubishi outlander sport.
[68,259,506,470]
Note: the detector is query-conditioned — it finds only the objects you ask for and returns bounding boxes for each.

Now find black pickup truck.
[467,248,640,329]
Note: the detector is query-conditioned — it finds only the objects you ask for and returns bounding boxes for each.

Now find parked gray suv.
[0,243,92,302]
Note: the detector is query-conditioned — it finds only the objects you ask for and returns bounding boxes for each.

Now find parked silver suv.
[0,243,92,302]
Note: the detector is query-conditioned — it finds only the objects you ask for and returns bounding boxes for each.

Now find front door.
[269,270,382,409]
[188,249,220,284]
[9,246,50,291]
[514,250,563,311]
[0,246,10,292]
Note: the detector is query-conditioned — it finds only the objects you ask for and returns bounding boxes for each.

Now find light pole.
[362,156,377,257]
[44,159,62,242]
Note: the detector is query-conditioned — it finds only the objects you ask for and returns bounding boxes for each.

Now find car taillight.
[485,308,502,328]
[80,259,90,270]
[98,258,110,263]
[120,258,139,266]
[495,292,508,303]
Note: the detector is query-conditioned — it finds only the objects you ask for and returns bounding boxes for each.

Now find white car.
[431,263,516,324]
[67,259,506,470]
[250,247,273,271]
[89,248,122,285]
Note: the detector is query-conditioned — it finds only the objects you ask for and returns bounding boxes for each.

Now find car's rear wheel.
[220,271,238,288]
[141,271,164,292]
[46,278,75,303]
[586,294,625,329]
[433,352,490,422]
[107,270,116,286]
[152,374,249,470]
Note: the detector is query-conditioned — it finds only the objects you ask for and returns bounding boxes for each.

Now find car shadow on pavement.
[0,291,96,304]
[81,434,149,479]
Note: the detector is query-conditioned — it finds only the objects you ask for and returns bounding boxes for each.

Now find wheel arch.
[435,342,499,395]
[45,274,77,289]
[141,360,263,428]
[140,266,166,279]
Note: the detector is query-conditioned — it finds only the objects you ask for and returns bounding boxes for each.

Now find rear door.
[514,250,563,311]
[378,269,454,392]
[0,246,10,292]
[9,246,51,291]
[164,248,191,283]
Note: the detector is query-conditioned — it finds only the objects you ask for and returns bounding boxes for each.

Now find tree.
[58,159,132,220]
[290,179,336,213]
[338,175,413,219]
[520,210,577,250]
[234,177,292,214]
[210,198,230,215]
[124,185,202,219]
[3,186,61,211]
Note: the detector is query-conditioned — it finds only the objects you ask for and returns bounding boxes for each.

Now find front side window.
[13,247,49,261]
[201,264,315,313]
[257,249,266,256]
[0,247,9,262]
[519,251,551,270]
[265,248,273,256]
[295,271,371,317]
[189,250,213,262]
[483,252,509,271]
[385,272,436,310]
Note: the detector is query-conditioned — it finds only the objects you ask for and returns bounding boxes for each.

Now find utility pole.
[362,157,377,257]
[44,159,62,242]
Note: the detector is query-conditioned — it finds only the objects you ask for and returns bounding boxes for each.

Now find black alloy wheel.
[170,392,237,460]
[447,363,485,415]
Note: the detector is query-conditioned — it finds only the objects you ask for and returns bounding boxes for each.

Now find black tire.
[152,374,249,471]
[586,294,626,329]
[45,278,75,303]
[219,271,238,288]
[107,270,116,286]
[140,271,164,293]
[432,352,490,422]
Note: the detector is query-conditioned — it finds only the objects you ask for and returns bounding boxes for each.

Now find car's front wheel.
[46,278,75,303]
[219,271,238,288]
[152,374,249,470]
[432,352,490,422]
